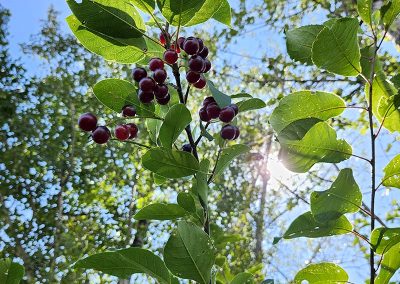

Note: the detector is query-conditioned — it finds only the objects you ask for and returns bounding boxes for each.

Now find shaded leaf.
[231,272,253,284]
[177,192,196,213]
[294,263,349,284]
[371,227,400,254]
[134,203,186,220]
[208,80,232,108]
[159,104,191,148]
[214,144,250,177]
[236,98,266,112]
[0,258,24,284]
[193,159,210,205]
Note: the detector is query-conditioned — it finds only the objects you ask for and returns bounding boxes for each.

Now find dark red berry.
[188,55,204,72]
[138,90,154,103]
[199,46,209,58]
[156,93,170,105]
[159,33,166,45]
[163,50,178,64]
[78,113,97,132]
[199,108,210,122]
[183,38,199,55]
[203,96,215,107]
[202,59,211,73]
[178,37,185,49]
[193,77,207,89]
[92,126,110,144]
[234,126,240,140]
[206,103,220,119]
[132,67,147,82]
[229,104,239,115]
[219,107,235,123]
[186,71,200,84]
[154,84,169,99]
[126,123,138,139]
[170,43,181,53]
[139,77,156,92]
[220,125,236,140]
[149,58,164,71]
[115,125,130,141]
[182,144,192,152]
[153,69,167,84]
[197,38,204,52]
[122,105,136,117]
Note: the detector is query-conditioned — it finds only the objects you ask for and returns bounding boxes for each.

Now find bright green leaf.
[360,46,383,79]
[270,90,345,135]
[159,104,192,148]
[129,0,155,14]
[134,203,186,220]
[382,154,400,189]
[294,263,349,284]
[236,98,266,112]
[381,0,400,29]
[285,25,324,64]
[311,18,361,76]
[92,79,155,116]
[375,243,400,284]
[164,221,215,284]
[146,118,163,144]
[214,144,250,178]
[231,272,253,284]
[208,80,232,108]
[311,168,361,222]
[282,211,353,240]
[357,0,373,25]
[193,159,211,205]
[74,248,170,283]
[0,258,24,284]
[371,227,400,254]
[212,0,232,26]
[278,122,352,173]
[142,147,200,178]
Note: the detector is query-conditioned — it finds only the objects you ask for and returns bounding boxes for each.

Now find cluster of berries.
[132,58,170,105]
[78,105,139,144]
[199,97,240,140]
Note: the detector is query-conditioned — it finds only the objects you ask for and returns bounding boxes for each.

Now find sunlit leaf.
[134,203,186,220]
[231,272,253,284]
[236,98,266,112]
[371,227,400,254]
[214,144,250,178]
[357,0,373,25]
[294,263,349,284]
[375,243,400,284]
[382,154,400,189]
[381,0,400,29]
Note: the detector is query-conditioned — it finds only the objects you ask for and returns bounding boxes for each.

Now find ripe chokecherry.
[153,69,167,84]
[220,125,236,140]
[159,33,167,45]
[186,71,200,84]
[163,50,178,64]
[183,38,199,55]
[219,106,235,123]
[115,125,130,141]
[126,123,138,139]
[139,77,156,93]
[122,105,136,117]
[199,46,209,58]
[206,103,220,119]
[203,96,215,107]
[132,67,147,82]
[148,58,164,71]
[197,38,204,52]
[92,126,110,144]
[202,59,211,73]
[154,84,169,99]
[199,108,210,122]
[156,93,171,105]
[229,103,239,115]
[78,113,97,132]
[188,55,204,72]
[234,127,240,139]
[178,37,185,49]
[193,76,207,89]
[138,90,154,103]
[182,144,192,152]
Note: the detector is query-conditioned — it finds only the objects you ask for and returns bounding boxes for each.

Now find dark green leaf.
[371,227,400,254]
[142,147,200,178]
[164,221,215,284]
[208,80,232,108]
[382,154,400,189]
[360,46,383,79]
[159,104,191,148]
[282,211,352,240]
[311,168,361,222]
[177,192,196,213]
[294,263,349,284]
[312,18,361,76]
[375,243,400,284]
[134,203,186,220]
[74,248,170,283]
[214,144,250,178]
[146,118,163,144]
[193,159,210,205]
[285,25,324,64]
[0,258,24,284]
[236,98,266,112]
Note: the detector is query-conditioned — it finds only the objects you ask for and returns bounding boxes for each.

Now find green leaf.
[212,0,232,26]
[214,144,250,178]
[270,90,345,135]
[129,0,155,14]
[146,118,163,144]
[360,46,383,79]
[177,192,196,213]
[371,227,400,254]
[375,243,400,284]
[74,248,170,283]
[193,159,211,205]
[66,0,146,38]
[208,80,232,108]
[159,104,192,148]
[157,0,230,27]
[382,154,400,189]
[311,18,361,76]
[294,263,349,284]
[366,71,400,132]
[211,224,244,249]
[285,25,324,64]
[142,147,200,178]
[92,79,155,116]
[134,203,186,220]
[357,0,373,25]
[236,98,266,112]
[381,0,400,29]
[164,221,215,284]
[282,211,353,240]
[311,168,361,222]
[66,15,146,64]
[231,272,253,284]
[153,173,167,185]
[278,122,352,173]
[392,74,400,89]
[0,258,24,284]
